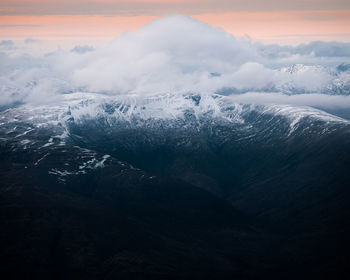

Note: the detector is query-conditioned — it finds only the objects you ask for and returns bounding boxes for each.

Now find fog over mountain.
[1,15,350,280]
[1,16,350,106]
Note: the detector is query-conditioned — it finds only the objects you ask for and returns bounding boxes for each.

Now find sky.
[0,0,350,44]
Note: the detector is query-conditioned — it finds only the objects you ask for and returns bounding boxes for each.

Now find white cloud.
[24,38,40,44]
[256,41,350,59]
[71,45,95,54]
[0,15,349,108]
[0,40,15,50]
[70,16,259,94]
[228,92,350,109]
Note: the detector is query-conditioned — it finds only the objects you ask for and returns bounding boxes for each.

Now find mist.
[0,15,349,109]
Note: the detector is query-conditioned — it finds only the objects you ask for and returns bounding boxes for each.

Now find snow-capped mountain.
[275,64,350,95]
[1,91,348,191]
[1,13,350,280]
[1,91,350,280]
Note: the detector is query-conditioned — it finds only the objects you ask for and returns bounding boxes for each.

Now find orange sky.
[1,11,350,44]
[0,0,349,44]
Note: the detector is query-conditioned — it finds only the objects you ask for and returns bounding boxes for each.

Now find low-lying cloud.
[228,92,350,109]
[0,15,349,110]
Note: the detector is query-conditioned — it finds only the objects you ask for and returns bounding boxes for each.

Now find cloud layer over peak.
[0,15,350,110]
[71,16,259,94]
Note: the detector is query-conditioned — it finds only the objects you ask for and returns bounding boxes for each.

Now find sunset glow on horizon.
[0,0,350,44]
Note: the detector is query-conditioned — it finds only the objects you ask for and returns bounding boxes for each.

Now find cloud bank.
[0,15,349,110]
